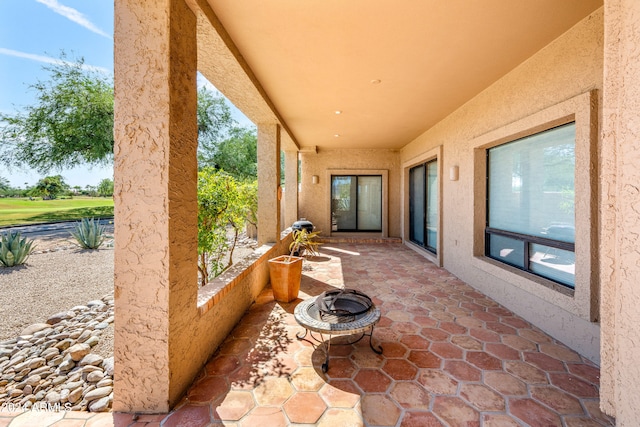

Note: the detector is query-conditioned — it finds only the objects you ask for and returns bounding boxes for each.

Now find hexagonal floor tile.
[382,359,418,380]
[432,396,480,426]
[390,382,431,410]
[353,369,392,393]
[319,381,361,408]
[291,366,325,391]
[212,390,255,421]
[283,392,327,424]
[252,377,293,406]
[361,394,402,426]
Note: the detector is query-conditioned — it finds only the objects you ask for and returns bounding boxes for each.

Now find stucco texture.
[400,9,604,364]
[113,0,199,412]
[257,124,281,245]
[600,0,640,422]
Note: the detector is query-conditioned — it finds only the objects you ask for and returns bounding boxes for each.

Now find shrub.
[289,228,321,257]
[70,218,105,249]
[197,169,258,286]
[0,231,35,267]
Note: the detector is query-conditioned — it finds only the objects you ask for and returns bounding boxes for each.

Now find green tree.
[197,168,257,286]
[97,178,114,197]
[85,185,97,197]
[211,127,257,180]
[0,177,10,192]
[31,175,68,199]
[1,55,239,174]
[197,86,235,164]
[0,54,114,173]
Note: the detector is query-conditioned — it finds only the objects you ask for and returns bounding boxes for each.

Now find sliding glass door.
[409,160,438,253]
[331,175,382,232]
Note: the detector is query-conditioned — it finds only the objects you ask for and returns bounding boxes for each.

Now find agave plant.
[70,218,106,249]
[0,231,35,267]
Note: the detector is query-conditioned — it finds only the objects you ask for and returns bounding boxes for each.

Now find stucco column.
[600,0,640,421]
[257,123,281,244]
[283,150,299,228]
[113,0,197,413]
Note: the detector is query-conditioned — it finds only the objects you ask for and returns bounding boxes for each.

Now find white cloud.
[0,48,111,74]
[35,0,111,39]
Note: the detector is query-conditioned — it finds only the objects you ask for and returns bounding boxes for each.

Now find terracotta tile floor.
[2,243,614,426]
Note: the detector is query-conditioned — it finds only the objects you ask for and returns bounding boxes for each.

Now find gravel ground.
[0,239,114,350]
[0,230,256,361]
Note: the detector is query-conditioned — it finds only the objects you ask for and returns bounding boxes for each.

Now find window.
[331,175,382,231]
[486,122,575,288]
[409,159,438,253]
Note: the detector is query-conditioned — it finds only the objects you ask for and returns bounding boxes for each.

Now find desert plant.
[70,218,105,249]
[0,231,35,267]
[289,228,321,258]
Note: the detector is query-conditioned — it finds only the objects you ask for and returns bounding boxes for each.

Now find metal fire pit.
[294,292,382,373]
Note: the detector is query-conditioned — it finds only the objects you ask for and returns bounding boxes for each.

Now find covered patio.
[105,242,610,426]
[104,0,640,424]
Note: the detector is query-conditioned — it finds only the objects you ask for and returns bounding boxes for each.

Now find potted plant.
[289,228,321,257]
[268,228,322,302]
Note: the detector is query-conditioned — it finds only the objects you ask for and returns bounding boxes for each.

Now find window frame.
[325,169,389,238]
[484,123,576,288]
[402,145,442,266]
[330,174,383,232]
[409,159,438,254]
[471,90,597,321]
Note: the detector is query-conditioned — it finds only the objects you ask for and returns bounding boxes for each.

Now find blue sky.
[0,0,251,189]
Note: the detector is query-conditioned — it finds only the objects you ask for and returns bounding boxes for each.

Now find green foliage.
[238,180,258,228]
[84,185,97,197]
[0,53,114,173]
[197,86,235,146]
[97,178,114,197]
[30,175,69,199]
[197,168,257,286]
[0,177,10,192]
[195,88,257,180]
[289,228,321,257]
[0,231,35,267]
[208,127,257,180]
[0,54,246,176]
[70,217,106,249]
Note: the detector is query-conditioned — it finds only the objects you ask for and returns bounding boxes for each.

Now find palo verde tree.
[0,54,239,174]
[0,54,114,173]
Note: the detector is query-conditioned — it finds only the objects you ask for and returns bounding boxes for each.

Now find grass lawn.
[0,197,114,227]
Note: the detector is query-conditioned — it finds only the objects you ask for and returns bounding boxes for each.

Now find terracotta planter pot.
[268,255,303,302]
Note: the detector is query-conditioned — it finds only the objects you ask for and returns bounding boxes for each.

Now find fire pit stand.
[294,293,382,373]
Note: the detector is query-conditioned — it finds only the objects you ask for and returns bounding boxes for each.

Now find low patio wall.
[166,231,293,406]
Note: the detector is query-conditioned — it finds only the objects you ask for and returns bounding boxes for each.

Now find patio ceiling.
[198,0,602,151]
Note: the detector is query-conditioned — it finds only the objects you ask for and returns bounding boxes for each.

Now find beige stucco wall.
[257,124,281,245]
[113,0,293,412]
[113,0,199,412]
[298,149,401,238]
[400,8,604,363]
[283,150,299,228]
[600,0,640,422]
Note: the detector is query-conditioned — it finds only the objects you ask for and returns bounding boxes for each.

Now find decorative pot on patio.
[268,255,303,302]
